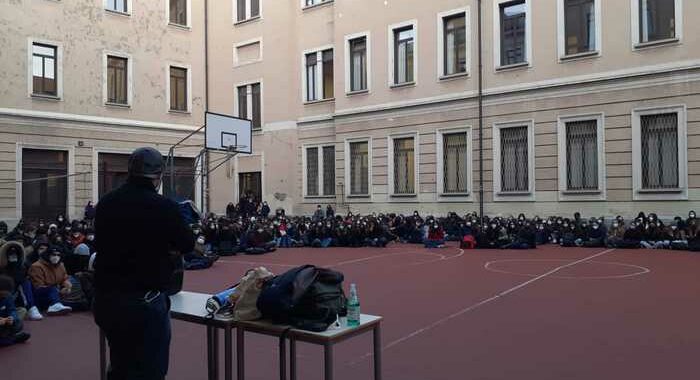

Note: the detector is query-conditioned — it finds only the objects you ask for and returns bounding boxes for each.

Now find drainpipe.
[477,0,485,222]
[204,0,210,214]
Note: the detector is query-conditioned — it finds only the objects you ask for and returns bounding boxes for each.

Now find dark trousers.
[94,291,171,380]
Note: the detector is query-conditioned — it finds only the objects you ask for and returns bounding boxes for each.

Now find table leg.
[225,326,233,380]
[279,336,287,380]
[290,338,297,380]
[324,343,333,380]
[99,329,107,380]
[236,328,245,380]
[207,326,219,380]
[373,325,382,380]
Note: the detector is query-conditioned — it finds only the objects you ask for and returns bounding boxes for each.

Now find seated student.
[311,222,334,248]
[245,224,276,255]
[62,243,91,275]
[581,222,606,247]
[424,223,445,249]
[505,223,536,249]
[0,275,30,347]
[476,222,501,249]
[606,219,627,248]
[460,221,477,249]
[642,222,673,249]
[183,235,218,270]
[364,222,388,248]
[560,220,578,247]
[620,221,643,249]
[668,219,688,250]
[535,223,550,245]
[27,246,73,315]
[0,241,43,321]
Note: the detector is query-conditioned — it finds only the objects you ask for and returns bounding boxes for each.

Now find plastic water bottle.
[347,283,360,327]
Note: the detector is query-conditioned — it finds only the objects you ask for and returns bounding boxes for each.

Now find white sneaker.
[28,306,44,321]
[47,303,72,316]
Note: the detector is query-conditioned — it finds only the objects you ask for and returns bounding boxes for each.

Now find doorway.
[238,172,262,203]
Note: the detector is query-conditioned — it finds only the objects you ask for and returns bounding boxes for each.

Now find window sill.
[559,51,599,62]
[233,59,263,68]
[637,188,684,194]
[346,89,369,97]
[439,72,469,81]
[31,94,61,101]
[390,193,417,198]
[439,192,470,197]
[234,16,261,26]
[634,38,680,50]
[346,194,370,199]
[390,82,416,89]
[105,102,131,109]
[495,62,529,72]
[168,109,191,115]
[302,1,334,12]
[304,98,335,105]
[168,22,191,31]
[105,9,131,17]
[561,189,601,195]
[304,195,336,199]
[496,191,531,196]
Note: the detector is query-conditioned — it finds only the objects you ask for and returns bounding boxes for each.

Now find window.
[639,0,676,43]
[236,82,262,130]
[304,48,333,102]
[22,148,68,222]
[493,121,535,201]
[563,0,596,55]
[440,11,467,77]
[32,43,57,96]
[392,25,415,85]
[304,0,332,8]
[348,36,367,92]
[107,56,128,105]
[391,137,416,195]
[162,157,196,201]
[105,0,128,13]
[442,132,469,194]
[348,141,369,196]
[169,66,188,111]
[169,0,187,26]
[236,0,260,22]
[557,114,605,200]
[500,1,526,66]
[98,153,129,199]
[304,145,335,197]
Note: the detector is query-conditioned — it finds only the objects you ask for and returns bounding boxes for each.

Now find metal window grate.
[641,113,678,189]
[306,147,319,196]
[500,126,529,192]
[349,141,369,195]
[323,146,335,196]
[393,137,415,194]
[566,120,598,190]
[443,132,468,193]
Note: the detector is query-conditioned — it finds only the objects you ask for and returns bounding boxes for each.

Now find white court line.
[330,250,446,268]
[408,248,465,266]
[484,258,651,280]
[216,259,297,268]
[348,248,616,366]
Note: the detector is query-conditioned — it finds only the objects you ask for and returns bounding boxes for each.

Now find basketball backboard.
[205,112,252,154]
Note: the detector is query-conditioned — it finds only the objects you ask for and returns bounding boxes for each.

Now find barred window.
[107,56,128,104]
[349,141,369,195]
[500,0,527,66]
[564,0,596,55]
[393,137,415,194]
[306,147,319,196]
[639,0,675,43]
[565,120,598,190]
[323,146,335,195]
[500,126,529,192]
[641,113,678,189]
[443,132,469,193]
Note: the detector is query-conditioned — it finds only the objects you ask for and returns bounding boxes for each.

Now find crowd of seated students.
[1,200,698,347]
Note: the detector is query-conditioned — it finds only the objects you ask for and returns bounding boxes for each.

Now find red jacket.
[428,228,445,241]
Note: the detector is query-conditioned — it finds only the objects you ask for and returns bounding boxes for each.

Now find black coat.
[94,178,194,293]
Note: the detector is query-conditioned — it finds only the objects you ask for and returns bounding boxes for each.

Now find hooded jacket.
[0,241,26,287]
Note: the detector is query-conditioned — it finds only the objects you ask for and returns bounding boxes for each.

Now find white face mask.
[87,235,95,241]
[197,237,206,245]
[8,254,18,263]
[50,256,60,264]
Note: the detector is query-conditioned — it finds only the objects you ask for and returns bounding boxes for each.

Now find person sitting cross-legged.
[0,275,31,347]
[27,246,73,315]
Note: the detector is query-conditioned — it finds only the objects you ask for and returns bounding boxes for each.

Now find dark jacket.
[94,178,194,293]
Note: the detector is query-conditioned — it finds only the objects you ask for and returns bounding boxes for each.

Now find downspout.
[204,0,210,214]
[477,0,485,222]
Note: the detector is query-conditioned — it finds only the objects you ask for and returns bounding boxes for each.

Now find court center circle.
[484,259,651,280]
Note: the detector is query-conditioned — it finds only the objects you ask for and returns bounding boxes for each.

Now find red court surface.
[3,244,700,380]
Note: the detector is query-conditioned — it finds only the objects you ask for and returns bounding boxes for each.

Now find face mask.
[73,233,80,238]
[671,226,678,231]
[87,235,95,241]
[193,230,200,235]
[563,224,569,228]
[593,226,599,230]
[491,224,497,229]
[257,229,263,233]
[50,255,60,265]
[8,254,18,263]
[690,213,696,219]
[612,223,619,228]
[197,238,206,245]
[58,217,64,222]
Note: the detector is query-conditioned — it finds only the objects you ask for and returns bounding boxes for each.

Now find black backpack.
[257,265,347,332]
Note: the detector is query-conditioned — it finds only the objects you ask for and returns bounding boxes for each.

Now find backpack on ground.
[257,265,347,332]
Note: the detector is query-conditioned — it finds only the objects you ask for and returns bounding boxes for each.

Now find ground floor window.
[98,153,129,199]
[22,148,68,221]
[239,172,262,203]
[163,157,196,201]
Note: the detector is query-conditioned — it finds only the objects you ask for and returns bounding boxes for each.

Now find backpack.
[231,267,274,321]
[460,235,476,249]
[257,265,347,332]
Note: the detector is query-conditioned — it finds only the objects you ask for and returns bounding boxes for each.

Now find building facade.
[212,0,700,218]
[1,0,699,224]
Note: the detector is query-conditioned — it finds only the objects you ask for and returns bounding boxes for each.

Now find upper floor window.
[304,49,333,102]
[499,0,527,66]
[441,12,467,77]
[639,0,676,43]
[169,66,188,112]
[390,23,416,86]
[105,0,128,13]
[107,56,128,105]
[32,43,57,97]
[169,0,188,26]
[236,0,260,22]
[562,0,597,56]
[304,0,332,8]
[348,36,367,92]
[236,83,262,130]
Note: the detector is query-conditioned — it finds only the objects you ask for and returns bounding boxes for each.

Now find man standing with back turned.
[93,147,195,380]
